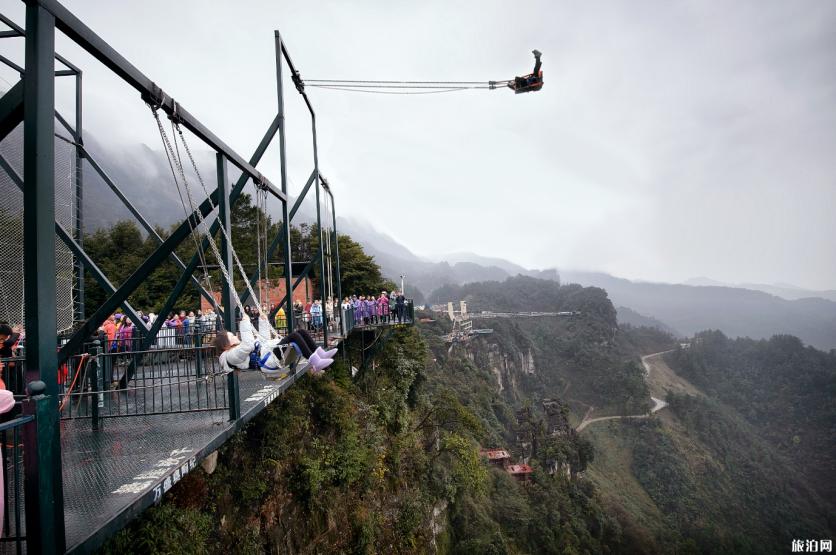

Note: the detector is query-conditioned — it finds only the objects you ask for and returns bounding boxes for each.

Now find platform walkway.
[59,366,308,553]
[56,312,411,553]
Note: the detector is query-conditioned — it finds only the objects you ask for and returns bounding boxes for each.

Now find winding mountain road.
[575,351,672,432]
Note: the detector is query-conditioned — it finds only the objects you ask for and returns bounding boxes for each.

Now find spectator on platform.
[117,317,134,351]
[389,290,397,322]
[378,292,390,324]
[311,300,323,330]
[325,297,335,331]
[365,295,376,325]
[352,296,362,326]
[340,297,351,334]
[0,323,21,390]
[396,291,406,323]
[274,306,287,330]
[293,300,303,323]
[101,315,117,346]
[356,296,365,325]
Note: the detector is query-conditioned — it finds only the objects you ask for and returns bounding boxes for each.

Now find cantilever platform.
[60,367,309,553]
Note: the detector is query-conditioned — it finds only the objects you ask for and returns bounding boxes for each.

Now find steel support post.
[23,382,64,554]
[275,31,294,334]
[239,169,315,307]
[74,70,84,321]
[328,187,342,306]
[313,138,327,346]
[22,3,64,550]
[216,153,239,420]
[217,153,235,333]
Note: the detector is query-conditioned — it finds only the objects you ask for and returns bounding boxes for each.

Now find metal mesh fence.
[0,122,77,332]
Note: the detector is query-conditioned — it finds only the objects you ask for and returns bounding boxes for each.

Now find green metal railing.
[0,412,33,553]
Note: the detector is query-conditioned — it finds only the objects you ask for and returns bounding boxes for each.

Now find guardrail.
[59,340,230,428]
[0,382,56,553]
[0,413,32,553]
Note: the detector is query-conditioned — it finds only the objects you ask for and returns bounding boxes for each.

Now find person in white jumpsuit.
[217,315,335,373]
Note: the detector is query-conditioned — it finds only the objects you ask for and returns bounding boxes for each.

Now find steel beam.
[21,2,65,551]
[277,32,331,342]
[33,0,283,199]
[0,80,23,142]
[325,182,342,305]
[275,31,294,334]
[270,251,321,322]
[217,153,235,332]
[0,53,24,74]
[74,70,84,321]
[238,168,316,306]
[80,144,219,311]
[288,170,317,220]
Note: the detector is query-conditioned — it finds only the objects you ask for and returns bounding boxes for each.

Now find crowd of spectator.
[0,290,411,369]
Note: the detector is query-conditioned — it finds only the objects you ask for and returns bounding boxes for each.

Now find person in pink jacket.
[377,292,390,324]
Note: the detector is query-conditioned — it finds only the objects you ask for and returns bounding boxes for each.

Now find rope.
[160,110,277,339]
[306,86,478,95]
[305,83,494,89]
[151,105,245,315]
[172,120,217,296]
[304,79,509,85]
[152,108,216,299]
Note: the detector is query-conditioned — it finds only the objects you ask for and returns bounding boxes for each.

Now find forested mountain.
[561,270,836,350]
[665,332,836,502]
[103,258,834,553]
[616,305,680,336]
[430,276,834,552]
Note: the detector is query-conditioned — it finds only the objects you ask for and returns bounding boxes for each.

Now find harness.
[249,341,279,371]
[248,341,303,372]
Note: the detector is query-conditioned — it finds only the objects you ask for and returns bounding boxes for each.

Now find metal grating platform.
[60,367,310,553]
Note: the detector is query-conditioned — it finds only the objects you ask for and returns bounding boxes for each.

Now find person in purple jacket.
[360,296,369,325]
[368,296,376,324]
[352,296,362,326]
[117,318,134,352]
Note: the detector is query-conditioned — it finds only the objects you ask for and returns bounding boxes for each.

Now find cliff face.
[456,288,648,417]
[475,344,536,394]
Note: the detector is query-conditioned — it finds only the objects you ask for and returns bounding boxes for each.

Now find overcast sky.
[2,0,835,289]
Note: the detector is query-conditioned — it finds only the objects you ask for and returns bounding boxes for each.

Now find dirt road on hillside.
[576,350,688,432]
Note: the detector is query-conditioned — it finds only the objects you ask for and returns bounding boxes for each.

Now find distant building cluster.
[479,448,534,482]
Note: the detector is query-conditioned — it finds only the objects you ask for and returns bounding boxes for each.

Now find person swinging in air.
[214,314,336,378]
[508,50,543,93]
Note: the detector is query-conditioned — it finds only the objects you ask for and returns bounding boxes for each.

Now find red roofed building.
[506,464,534,483]
[201,277,313,313]
[479,448,511,468]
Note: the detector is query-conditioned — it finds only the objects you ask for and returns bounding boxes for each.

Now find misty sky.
[2,0,835,289]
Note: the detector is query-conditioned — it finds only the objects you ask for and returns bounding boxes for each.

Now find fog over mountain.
[562,270,836,351]
[72,137,836,351]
